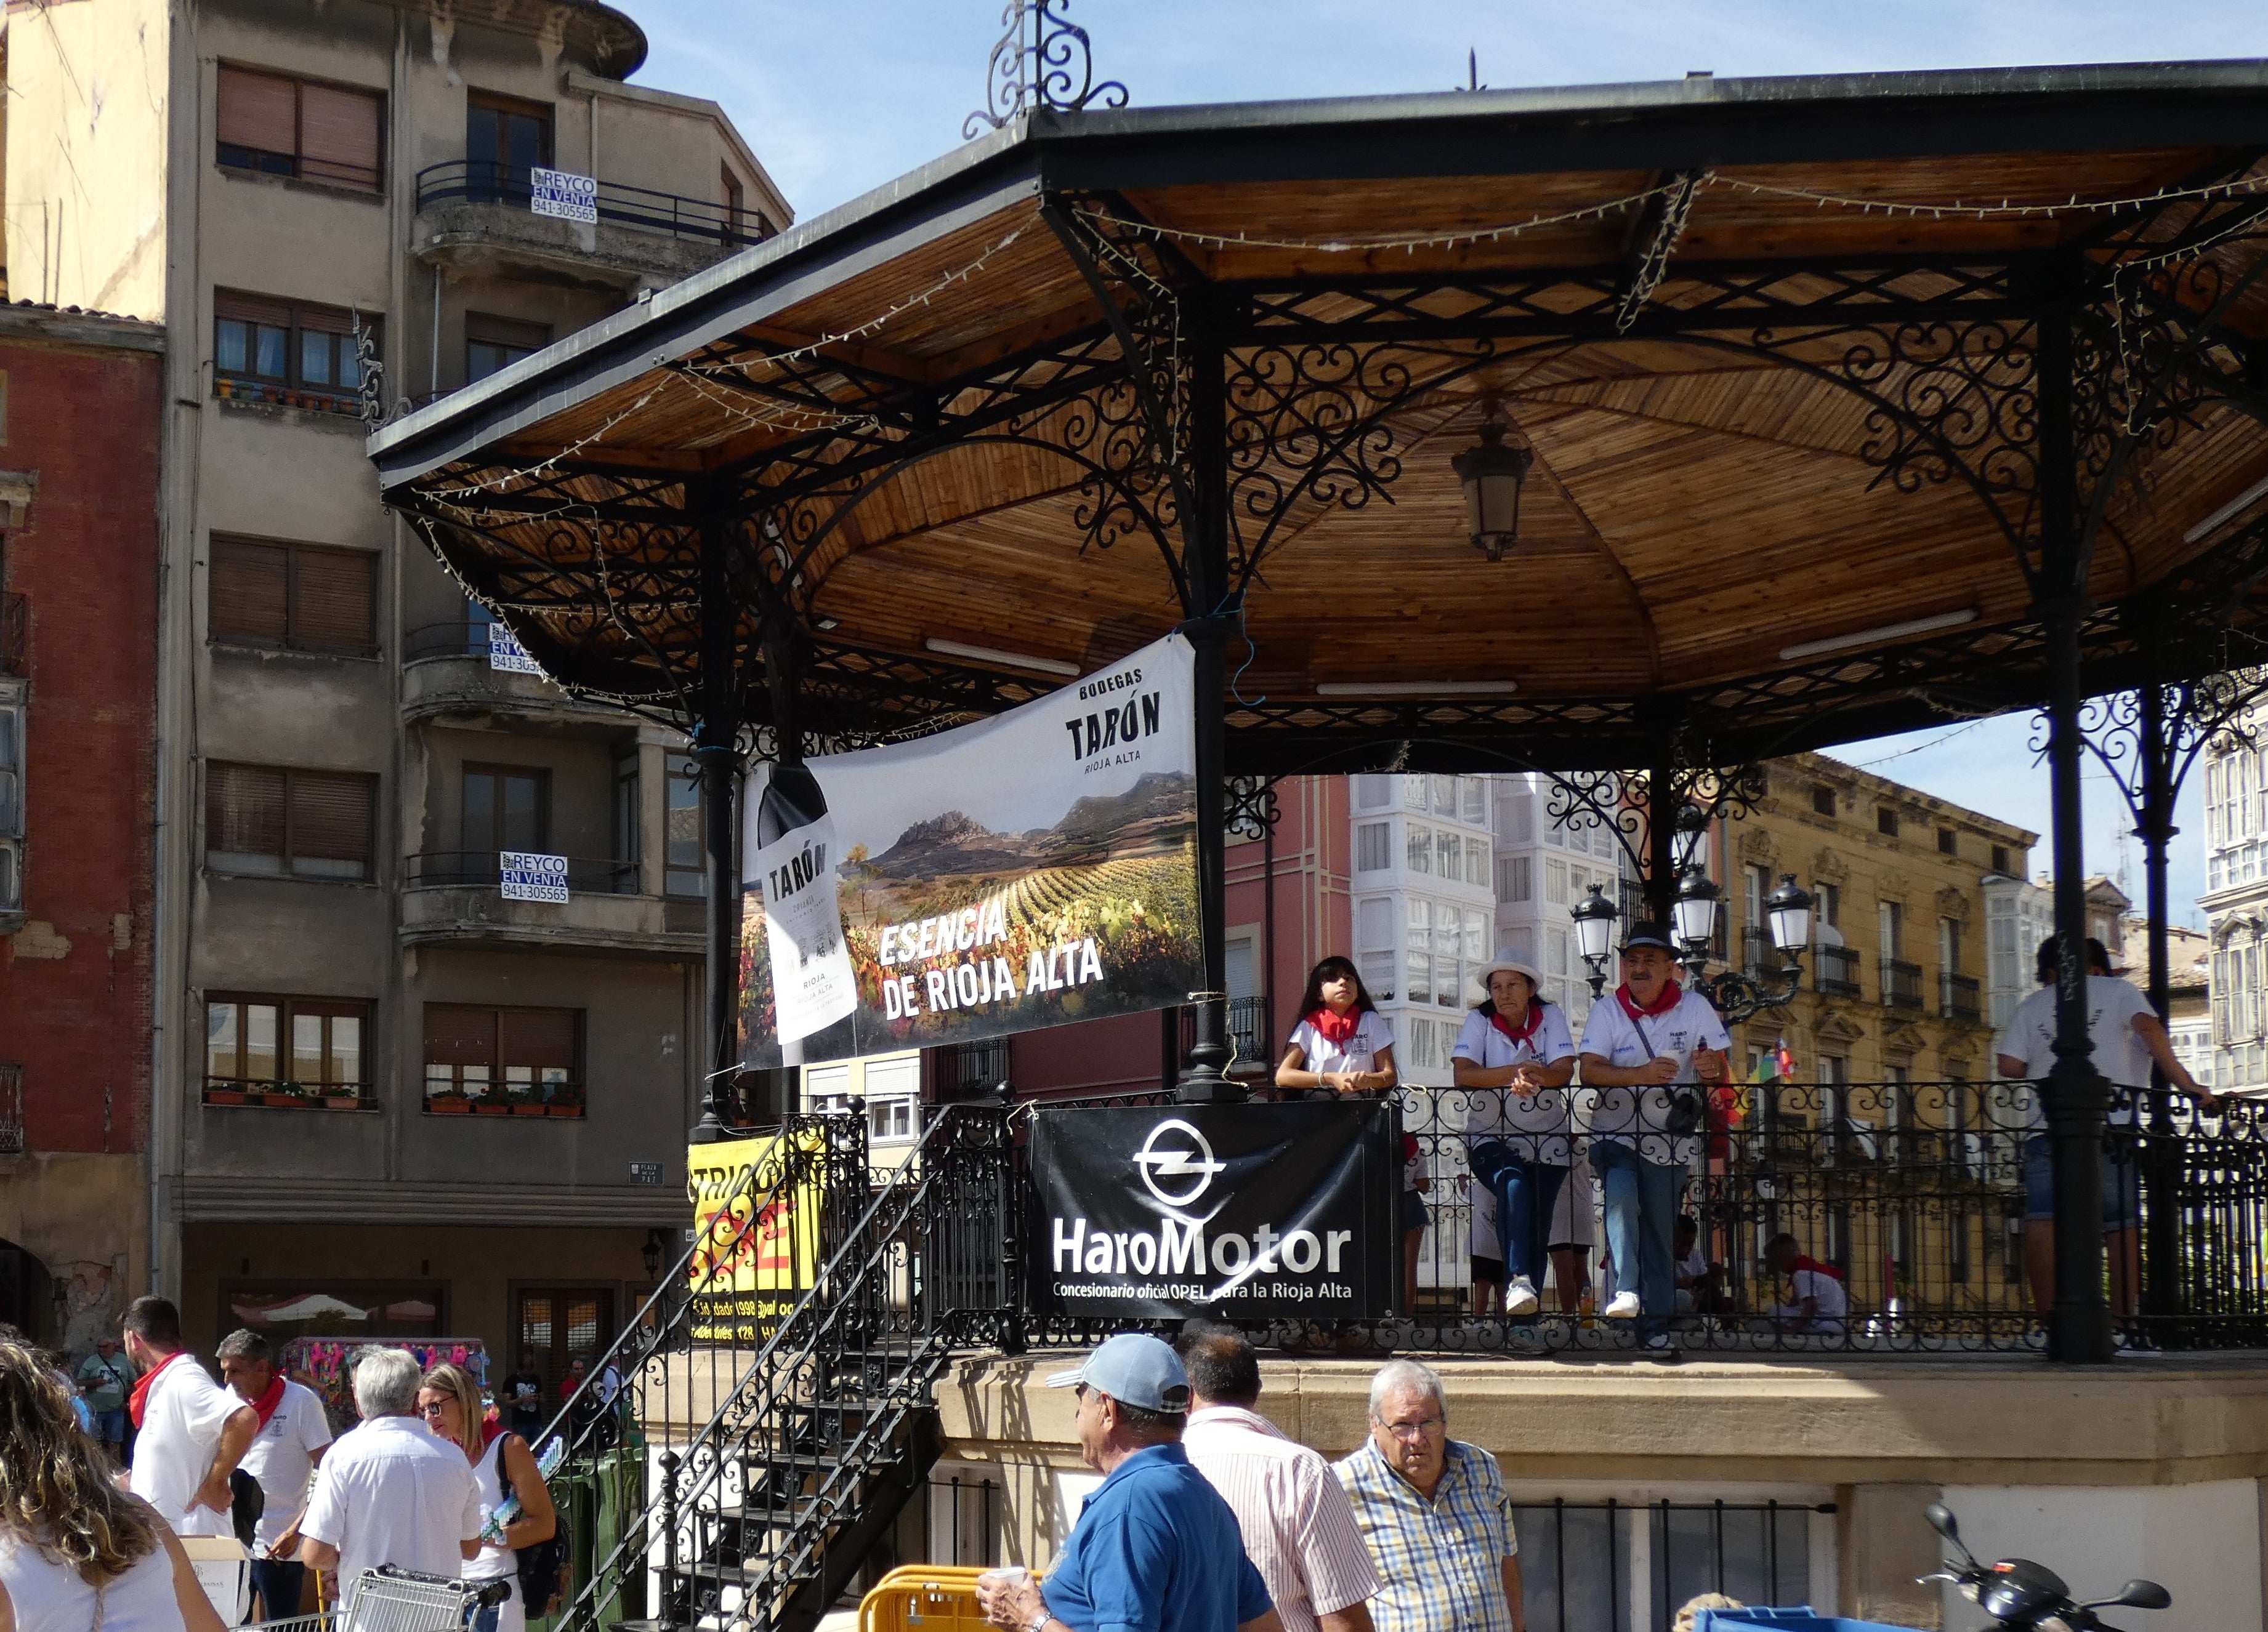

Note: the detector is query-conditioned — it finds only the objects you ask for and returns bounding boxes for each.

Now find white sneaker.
[1504,1277,1540,1316]
[1604,1291,1643,1320]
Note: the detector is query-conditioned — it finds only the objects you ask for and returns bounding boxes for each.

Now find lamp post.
[1572,883,1621,998]
[1571,871,1814,1023]
[1451,404,1535,561]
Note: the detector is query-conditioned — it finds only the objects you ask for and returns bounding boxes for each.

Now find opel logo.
[1134,1117,1226,1210]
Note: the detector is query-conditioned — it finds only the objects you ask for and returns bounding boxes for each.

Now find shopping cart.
[256,1567,514,1632]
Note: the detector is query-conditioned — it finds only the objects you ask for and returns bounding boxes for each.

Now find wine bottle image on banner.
[749,762,858,1044]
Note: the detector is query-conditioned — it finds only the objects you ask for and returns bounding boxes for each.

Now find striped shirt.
[1333,1439,1517,1632]
[1182,1407,1381,1632]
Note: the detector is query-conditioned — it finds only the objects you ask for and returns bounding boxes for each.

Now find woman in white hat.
[1454,952,1577,1319]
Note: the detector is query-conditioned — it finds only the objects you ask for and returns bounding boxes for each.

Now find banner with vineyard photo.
[740,633,1202,1066]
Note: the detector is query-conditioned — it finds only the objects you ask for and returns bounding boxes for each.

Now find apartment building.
[2201,705,2268,1094]
[4,0,788,1375]
[0,300,165,1349]
[1485,771,1637,1036]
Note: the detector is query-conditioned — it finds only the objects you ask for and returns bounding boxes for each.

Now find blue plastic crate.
[1694,1612,1911,1631]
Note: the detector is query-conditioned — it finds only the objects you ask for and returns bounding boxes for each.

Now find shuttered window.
[206,992,370,1098]
[210,537,376,655]
[424,1003,583,1113]
[215,291,379,413]
[217,66,382,191]
[205,762,374,880]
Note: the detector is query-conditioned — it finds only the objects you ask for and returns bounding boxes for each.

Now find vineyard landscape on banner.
[741,634,1202,1067]
[685,1133,823,1340]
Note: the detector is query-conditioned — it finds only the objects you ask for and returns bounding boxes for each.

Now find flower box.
[205,1090,248,1105]
[323,1095,362,1110]
[429,1099,470,1115]
[473,1103,510,1116]
[545,1106,583,1119]
[510,1104,547,1118]
[259,1093,305,1109]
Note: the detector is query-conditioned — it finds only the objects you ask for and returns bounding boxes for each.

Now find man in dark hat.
[1575,925,1729,1353]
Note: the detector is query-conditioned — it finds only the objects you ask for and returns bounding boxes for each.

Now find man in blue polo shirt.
[977,1334,1281,1632]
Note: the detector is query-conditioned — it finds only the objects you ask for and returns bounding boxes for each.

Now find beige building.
[3,0,789,1377]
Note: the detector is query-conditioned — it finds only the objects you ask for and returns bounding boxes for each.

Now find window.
[1355,822,1390,873]
[1406,822,1432,875]
[1429,775,1457,816]
[214,292,377,414]
[0,694,20,912]
[1499,789,1535,843]
[1880,899,1904,960]
[1744,864,1769,930]
[205,993,368,1101]
[1497,854,1532,902]
[722,164,747,235]
[1437,829,1461,880]
[1812,785,1836,818]
[1461,777,1487,824]
[1876,805,1900,837]
[216,66,382,190]
[1400,777,1426,811]
[1937,826,1958,856]
[462,764,549,854]
[1544,856,1568,906]
[613,749,640,874]
[1356,898,1390,950]
[1465,836,1490,886]
[1355,775,1390,811]
[423,1003,582,1112]
[1940,916,1963,977]
[1405,899,1431,1007]
[1358,951,1395,1001]
[209,537,377,655]
[666,753,704,896]
[1992,843,2012,875]
[467,93,554,193]
[205,763,375,880]
[466,313,551,384]
[1817,882,1840,928]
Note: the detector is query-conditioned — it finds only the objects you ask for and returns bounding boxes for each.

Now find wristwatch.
[1025,1614,1050,1632]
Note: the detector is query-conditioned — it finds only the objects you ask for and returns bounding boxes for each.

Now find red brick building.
[0,302,165,1348]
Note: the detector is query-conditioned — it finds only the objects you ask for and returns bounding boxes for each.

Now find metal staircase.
[533,1104,1020,1632]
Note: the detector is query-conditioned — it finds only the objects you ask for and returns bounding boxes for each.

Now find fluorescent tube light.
[1778,608,1978,662]
[1314,680,1521,697]
[2184,473,2268,544]
[924,637,1080,678]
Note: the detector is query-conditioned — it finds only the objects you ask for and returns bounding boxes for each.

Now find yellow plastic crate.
[858,1566,1019,1632]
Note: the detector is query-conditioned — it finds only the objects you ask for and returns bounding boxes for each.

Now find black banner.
[1028,1102,1398,1319]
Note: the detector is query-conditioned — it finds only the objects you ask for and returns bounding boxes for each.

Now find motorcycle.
[1921,1501,2172,1630]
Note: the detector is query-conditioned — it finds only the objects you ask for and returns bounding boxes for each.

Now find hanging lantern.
[1451,406,1535,561]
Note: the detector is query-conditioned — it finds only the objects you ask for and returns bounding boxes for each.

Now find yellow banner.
[685,1132,824,1340]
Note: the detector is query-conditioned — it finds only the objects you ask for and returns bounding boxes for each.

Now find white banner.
[499,851,568,903]
[530,167,599,225]
[742,633,1200,1066]
[488,624,543,673]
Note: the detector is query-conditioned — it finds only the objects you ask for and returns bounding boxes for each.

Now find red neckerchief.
[481,1415,506,1449]
[1615,981,1683,1022]
[1789,1255,1845,1280]
[1487,1000,1545,1048]
[129,1351,185,1431]
[1305,1005,1362,1047]
[248,1374,287,1431]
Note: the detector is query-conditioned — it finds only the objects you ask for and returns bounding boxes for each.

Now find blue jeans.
[250,1559,305,1622]
[1591,1140,1684,1337]
[1491,1156,1568,1293]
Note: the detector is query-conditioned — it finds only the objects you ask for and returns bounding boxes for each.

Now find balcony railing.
[0,594,24,678]
[1942,971,1982,1023]
[932,1037,1013,1102]
[414,161,770,248]
[1814,944,1860,998]
[1179,995,1273,1074]
[1881,957,1924,1010]
[424,1080,586,1119]
[404,620,502,664]
[403,851,638,894]
[1740,926,1785,976]
[0,1064,20,1152]
[202,1077,376,1111]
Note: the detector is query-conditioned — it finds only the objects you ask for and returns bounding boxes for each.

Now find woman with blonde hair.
[416,1365,555,1632]
[0,1338,225,1632]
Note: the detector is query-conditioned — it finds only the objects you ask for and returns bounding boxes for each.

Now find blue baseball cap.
[1045,1333,1190,1413]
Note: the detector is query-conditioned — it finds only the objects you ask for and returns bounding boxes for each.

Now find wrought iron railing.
[1814,944,1860,997]
[1179,996,1272,1072]
[403,620,501,663]
[1740,926,1777,976]
[930,1037,1012,1102]
[414,161,769,248]
[1942,971,1982,1022]
[1881,957,1924,1010]
[402,850,638,894]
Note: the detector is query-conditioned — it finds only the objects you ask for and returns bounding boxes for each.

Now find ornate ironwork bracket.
[1224,774,1283,842]
[965,0,1128,137]
[1541,762,1768,893]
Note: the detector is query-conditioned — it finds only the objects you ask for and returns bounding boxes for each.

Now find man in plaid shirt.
[1333,1361,1523,1632]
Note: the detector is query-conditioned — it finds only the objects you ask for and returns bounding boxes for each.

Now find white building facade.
[1983,873,2056,1032]
[2201,703,2268,1095]
[1488,773,1639,1037]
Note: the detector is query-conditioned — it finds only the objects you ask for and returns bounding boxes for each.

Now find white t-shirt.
[1993,976,2155,1126]
[238,1380,334,1549]
[0,1527,183,1632]
[1575,987,1731,1167]
[1285,1010,1395,1077]
[1455,1003,1579,1165]
[127,1354,241,1538]
[301,1415,482,1596]
[1778,1263,1850,1330]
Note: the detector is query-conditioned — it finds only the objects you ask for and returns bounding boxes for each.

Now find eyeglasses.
[1378,1417,1444,1441]
[1072,1383,1089,1402]
[417,1400,451,1417]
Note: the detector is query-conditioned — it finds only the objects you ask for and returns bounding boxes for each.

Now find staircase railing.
[536,1102,1019,1632]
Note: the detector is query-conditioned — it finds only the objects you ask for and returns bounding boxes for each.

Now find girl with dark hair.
[1274,957,1398,1098]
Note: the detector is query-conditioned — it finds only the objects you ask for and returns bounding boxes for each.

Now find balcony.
[1179,996,1272,1074]
[1942,971,1983,1023]
[400,851,699,957]
[1882,957,1925,1010]
[411,161,765,291]
[1740,926,1790,977]
[1814,944,1861,999]
[402,621,619,726]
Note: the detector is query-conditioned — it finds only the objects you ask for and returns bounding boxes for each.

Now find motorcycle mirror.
[2107,1579,2172,1611]
[1924,1503,1959,1543]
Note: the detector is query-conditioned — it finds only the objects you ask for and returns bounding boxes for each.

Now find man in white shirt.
[301,1347,482,1599]
[219,1328,334,1620]
[1995,934,2218,1319]
[1761,1233,1848,1335]
[1177,1325,1378,1632]
[122,1296,260,1539]
[1576,925,1730,1354]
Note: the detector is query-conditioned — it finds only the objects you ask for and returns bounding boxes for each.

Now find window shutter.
[298,83,382,188]
[293,549,376,654]
[209,537,289,645]
[289,770,374,874]
[206,763,287,864]
[217,66,297,156]
[500,1008,579,1072]
[214,290,295,328]
[294,302,358,338]
[423,1005,499,1068]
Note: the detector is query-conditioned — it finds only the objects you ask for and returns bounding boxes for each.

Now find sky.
[623,1,2268,925]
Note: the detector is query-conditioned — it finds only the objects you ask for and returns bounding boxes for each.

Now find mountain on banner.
[867,771,1193,878]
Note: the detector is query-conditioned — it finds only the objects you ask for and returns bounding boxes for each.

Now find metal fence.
[414,161,769,247]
